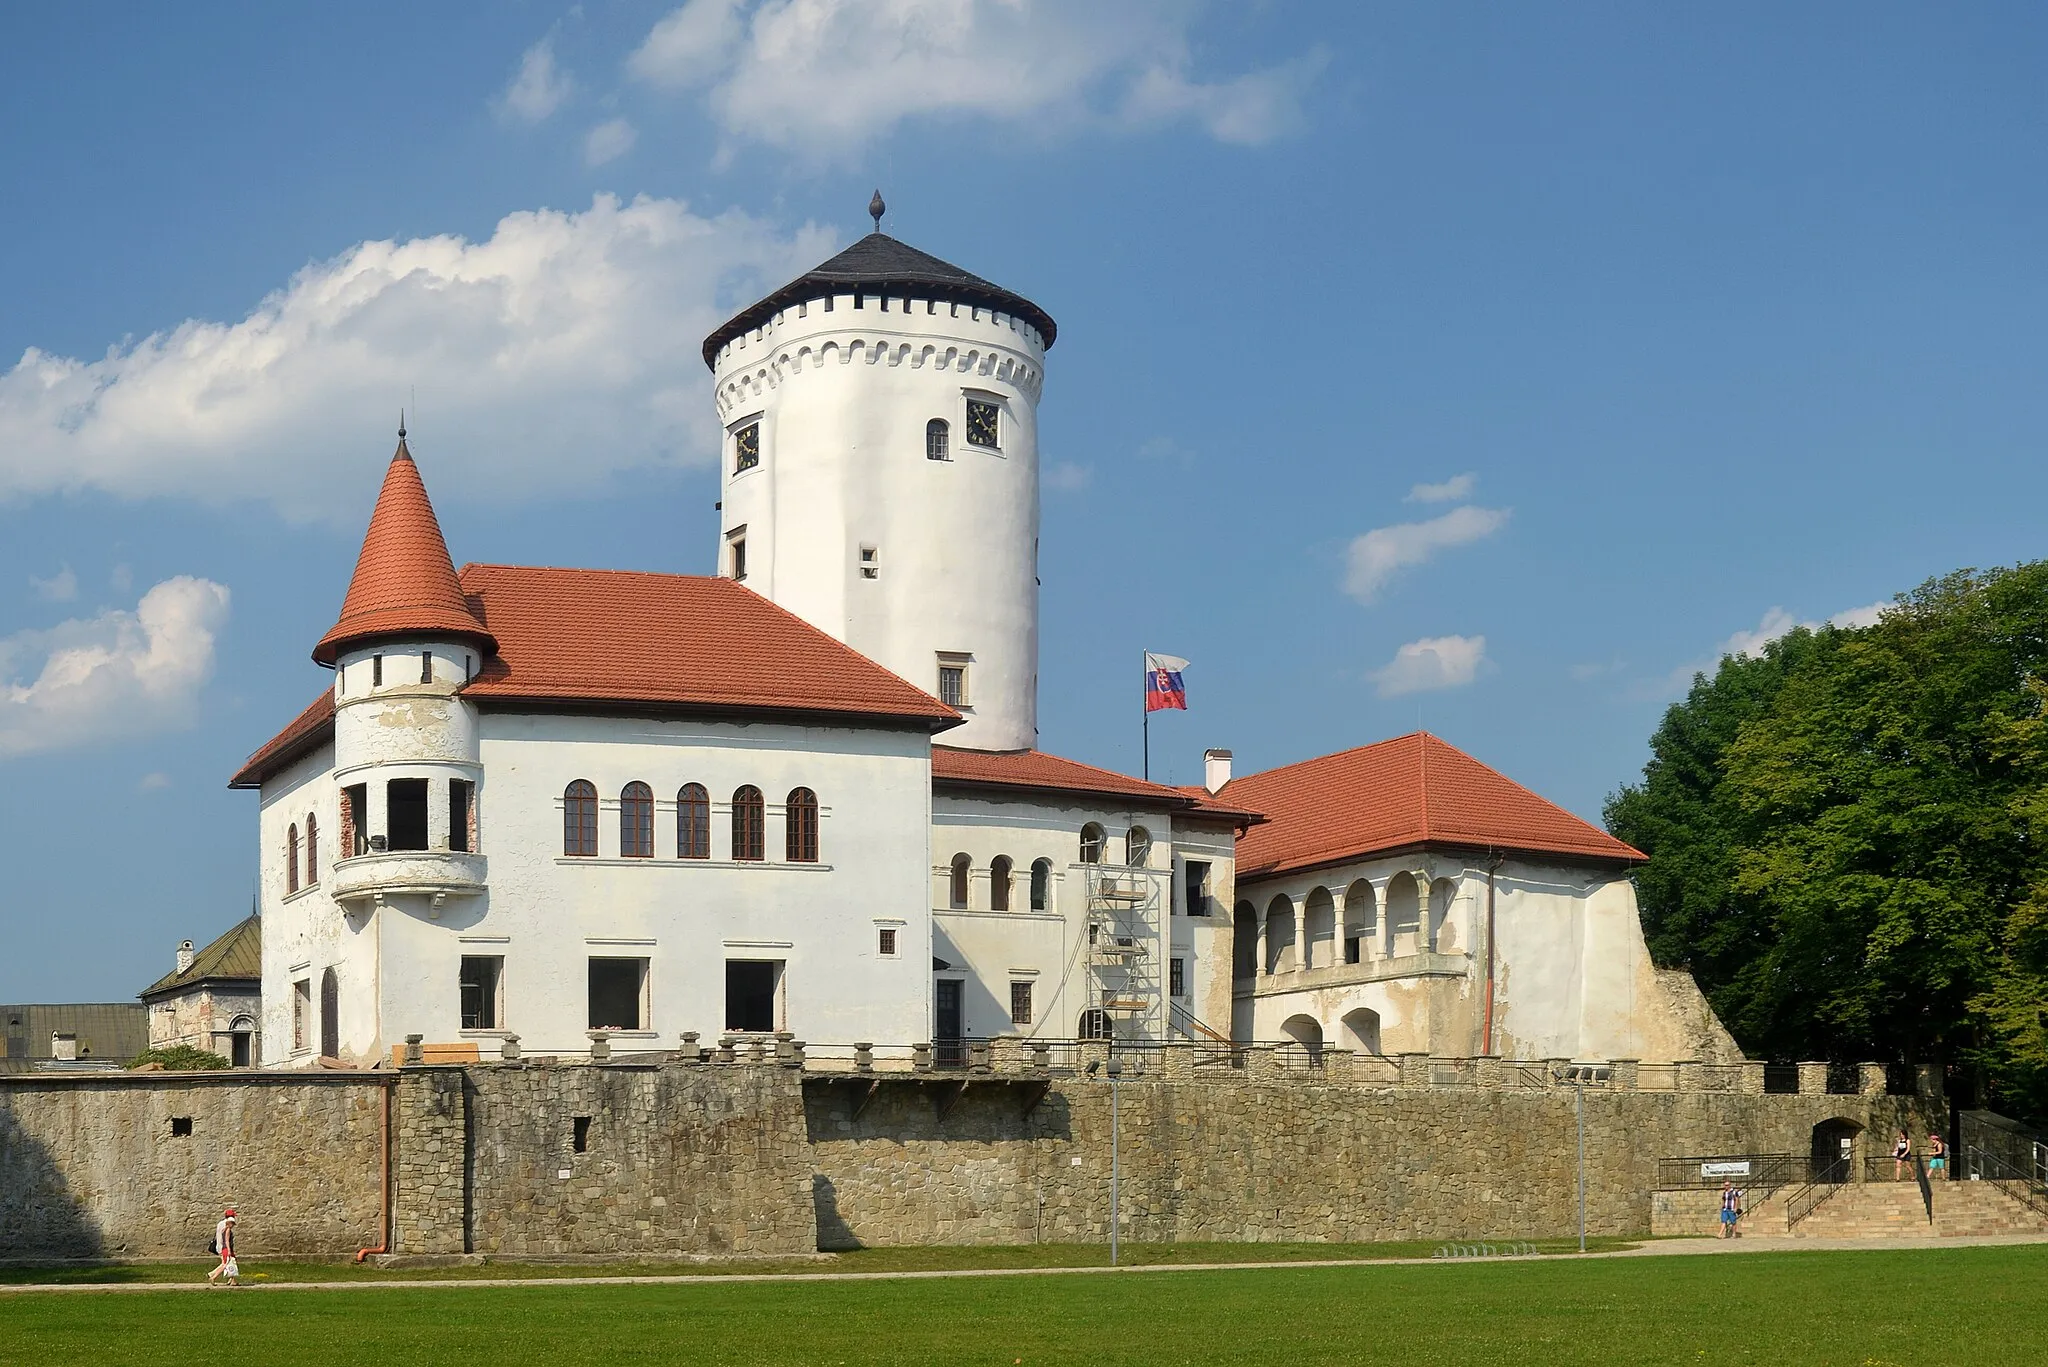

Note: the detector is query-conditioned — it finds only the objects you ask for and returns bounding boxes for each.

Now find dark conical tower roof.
[702,212,1055,367]
[312,432,494,666]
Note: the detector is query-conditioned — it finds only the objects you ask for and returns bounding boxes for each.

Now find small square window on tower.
[877,926,898,957]
[733,421,761,473]
[726,526,749,581]
[936,653,970,708]
[965,398,1000,449]
[859,545,879,580]
[1009,980,1033,1027]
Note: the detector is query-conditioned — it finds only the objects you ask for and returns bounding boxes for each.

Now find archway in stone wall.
[1429,878,1460,953]
[1385,874,1421,957]
[1264,895,1297,975]
[318,968,339,1060]
[1812,1118,1863,1183]
[1303,887,1336,970]
[1341,1007,1382,1055]
[1281,1013,1324,1062]
[1233,902,1258,981]
[1343,880,1375,963]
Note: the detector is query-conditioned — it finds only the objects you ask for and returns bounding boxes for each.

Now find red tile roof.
[312,438,494,665]
[934,747,1261,821]
[234,566,959,788]
[1224,732,1642,877]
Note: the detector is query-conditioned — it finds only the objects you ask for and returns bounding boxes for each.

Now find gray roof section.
[702,231,1056,367]
[0,1003,148,1071]
[140,916,261,1000]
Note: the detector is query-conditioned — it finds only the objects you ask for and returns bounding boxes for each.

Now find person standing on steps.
[1927,1131,1948,1180]
[1893,1129,1913,1180]
[206,1208,239,1287]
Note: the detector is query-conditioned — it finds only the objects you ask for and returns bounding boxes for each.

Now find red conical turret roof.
[312,434,494,666]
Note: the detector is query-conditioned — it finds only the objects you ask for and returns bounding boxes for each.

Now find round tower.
[702,194,1055,751]
[314,428,494,910]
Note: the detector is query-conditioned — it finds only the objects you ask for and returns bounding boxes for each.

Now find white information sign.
[1700,1160,1752,1179]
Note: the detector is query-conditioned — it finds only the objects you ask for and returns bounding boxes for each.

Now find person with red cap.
[206,1208,239,1287]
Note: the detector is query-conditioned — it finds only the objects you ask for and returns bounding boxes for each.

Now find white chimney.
[1203,748,1233,794]
[176,939,195,974]
[51,1032,78,1062]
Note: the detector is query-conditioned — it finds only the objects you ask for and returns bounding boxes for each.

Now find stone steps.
[1786,1180,2048,1238]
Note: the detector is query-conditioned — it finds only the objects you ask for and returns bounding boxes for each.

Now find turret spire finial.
[868,189,885,234]
[398,409,407,441]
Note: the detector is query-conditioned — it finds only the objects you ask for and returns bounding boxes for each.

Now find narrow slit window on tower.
[371,653,383,686]
[420,650,432,684]
[859,545,879,579]
[727,526,748,581]
[926,418,950,461]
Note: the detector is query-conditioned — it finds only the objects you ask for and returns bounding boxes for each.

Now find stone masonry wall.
[0,1074,386,1258]
[393,1063,815,1257]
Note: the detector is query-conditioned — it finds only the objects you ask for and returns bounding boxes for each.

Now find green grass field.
[3,1245,2043,1366]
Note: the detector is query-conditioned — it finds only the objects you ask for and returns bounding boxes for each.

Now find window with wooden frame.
[677,783,710,859]
[305,814,319,886]
[285,824,300,894]
[785,787,819,863]
[619,782,654,858]
[949,853,972,909]
[1010,980,1033,1027]
[1030,858,1053,911]
[731,786,765,862]
[563,780,598,857]
[877,927,899,957]
[925,418,950,461]
[1079,823,1106,864]
[990,855,1013,912]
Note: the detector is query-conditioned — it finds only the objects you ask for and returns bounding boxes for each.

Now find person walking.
[1892,1129,1912,1181]
[1718,1180,1743,1238]
[206,1208,239,1287]
[1927,1132,1948,1180]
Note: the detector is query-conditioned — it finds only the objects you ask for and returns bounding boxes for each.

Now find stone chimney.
[176,940,196,974]
[51,1032,77,1062]
[1204,748,1233,794]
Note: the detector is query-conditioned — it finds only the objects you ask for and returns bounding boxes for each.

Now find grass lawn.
[3,1245,2044,1366]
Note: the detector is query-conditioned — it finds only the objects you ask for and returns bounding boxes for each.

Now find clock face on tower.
[965,399,1000,449]
[734,422,760,472]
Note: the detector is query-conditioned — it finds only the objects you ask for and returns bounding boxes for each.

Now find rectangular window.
[460,955,502,1030]
[728,527,749,581]
[371,654,383,686]
[464,654,474,682]
[1184,861,1211,917]
[965,398,1000,449]
[588,957,648,1031]
[859,545,879,579]
[1170,957,1187,999]
[937,653,970,708]
[1010,980,1033,1027]
[878,927,898,957]
[420,651,432,684]
[170,1116,193,1138]
[292,979,312,1051]
[725,959,781,1033]
[572,1116,591,1153]
[386,778,429,851]
[343,784,368,857]
[733,421,760,473]
[449,780,473,853]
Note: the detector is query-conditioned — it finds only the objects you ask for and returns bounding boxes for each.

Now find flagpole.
[1142,652,1150,781]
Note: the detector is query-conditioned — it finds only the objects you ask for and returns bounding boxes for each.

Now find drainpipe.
[1482,852,1504,1056]
[354,1081,393,1262]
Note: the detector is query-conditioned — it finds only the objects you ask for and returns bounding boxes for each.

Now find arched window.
[619,782,654,858]
[1233,901,1259,980]
[563,781,598,857]
[786,788,819,862]
[950,853,972,909]
[1078,1008,1111,1041]
[1079,823,1105,864]
[990,856,1013,911]
[1125,826,1152,868]
[305,814,319,886]
[926,417,950,461]
[731,786,765,862]
[1264,895,1297,975]
[319,967,339,1059]
[285,824,300,895]
[1030,858,1053,911]
[677,783,709,859]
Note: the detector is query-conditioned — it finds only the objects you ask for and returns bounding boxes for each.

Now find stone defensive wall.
[1,1045,1941,1260]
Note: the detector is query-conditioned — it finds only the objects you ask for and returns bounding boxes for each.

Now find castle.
[230,199,1736,1071]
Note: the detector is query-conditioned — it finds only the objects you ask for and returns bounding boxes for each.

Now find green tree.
[130,1044,231,1071]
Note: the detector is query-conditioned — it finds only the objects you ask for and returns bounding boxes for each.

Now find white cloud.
[1043,461,1091,492]
[627,0,1323,158]
[1828,600,1889,631]
[1652,598,1895,697]
[1371,635,1488,698]
[0,577,230,759]
[29,566,77,602]
[0,195,834,520]
[1343,506,1511,604]
[498,37,574,123]
[137,771,172,791]
[1406,473,1476,504]
[583,118,638,165]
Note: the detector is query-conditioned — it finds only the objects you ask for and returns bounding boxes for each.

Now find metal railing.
[1963,1146,2048,1221]
[1785,1176,1848,1230]
[1654,1153,1800,1194]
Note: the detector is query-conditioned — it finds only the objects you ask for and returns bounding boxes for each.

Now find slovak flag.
[1145,653,1189,712]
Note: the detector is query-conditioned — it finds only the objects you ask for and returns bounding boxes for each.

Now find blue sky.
[2,2,2044,1002]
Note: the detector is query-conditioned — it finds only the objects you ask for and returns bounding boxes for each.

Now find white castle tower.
[703,193,1055,751]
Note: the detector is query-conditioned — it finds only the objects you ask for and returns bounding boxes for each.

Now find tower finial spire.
[868,189,885,234]
[398,408,407,440]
